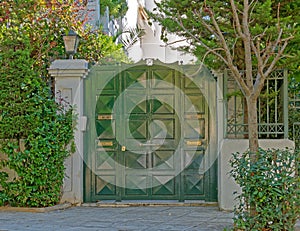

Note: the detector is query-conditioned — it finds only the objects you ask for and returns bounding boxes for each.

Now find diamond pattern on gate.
[96,120,114,139]
[258,124,284,133]
[125,70,147,89]
[125,175,147,194]
[96,176,116,195]
[153,151,174,169]
[125,153,147,169]
[150,119,175,139]
[184,151,205,171]
[126,94,147,114]
[184,76,199,89]
[127,119,147,139]
[184,119,205,139]
[98,75,117,91]
[96,95,115,114]
[96,152,115,170]
[152,70,175,89]
[185,94,205,114]
[152,175,174,195]
[152,96,174,114]
[227,124,248,135]
[184,174,204,195]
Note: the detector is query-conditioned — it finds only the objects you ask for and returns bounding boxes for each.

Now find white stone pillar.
[212,71,226,208]
[48,60,89,204]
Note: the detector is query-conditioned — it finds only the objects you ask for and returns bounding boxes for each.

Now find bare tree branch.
[251,38,264,75]
[174,17,229,66]
[193,9,220,40]
[185,48,226,78]
[250,39,266,99]
[230,0,244,38]
[263,29,283,66]
[253,38,291,99]
[249,0,258,21]
[277,2,281,31]
[160,38,187,47]
[264,38,291,77]
[242,0,254,90]
[209,7,251,96]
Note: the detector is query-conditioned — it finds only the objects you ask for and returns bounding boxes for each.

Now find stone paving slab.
[0,206,233,231]
[0,203,72,213]
[0,205,299,231]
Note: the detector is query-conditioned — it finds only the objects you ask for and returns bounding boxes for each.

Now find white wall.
[219,139,295,211]
[125,0,197,64]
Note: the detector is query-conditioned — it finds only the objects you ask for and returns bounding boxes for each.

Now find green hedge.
[0,26,74,207]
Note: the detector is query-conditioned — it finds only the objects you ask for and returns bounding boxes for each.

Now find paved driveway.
[0,206,233,231]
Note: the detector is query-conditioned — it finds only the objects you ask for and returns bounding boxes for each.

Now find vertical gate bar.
[274,78,277,137]
[223,70,228,137]
[178,68,184,202]
[234,76,238,136]
[283,69,289,138]
[258,95,261,136]
[84,69,94,202]
[267,79,270,137]
[116,66,122,202]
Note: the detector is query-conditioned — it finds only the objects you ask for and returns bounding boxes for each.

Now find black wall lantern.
[63,30,80,59]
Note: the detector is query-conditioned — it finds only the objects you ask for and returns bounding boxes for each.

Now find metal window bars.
[224,69,289,139]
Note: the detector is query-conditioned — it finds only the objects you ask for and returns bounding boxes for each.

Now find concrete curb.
[0,203,72,213]
[83,201,219,208]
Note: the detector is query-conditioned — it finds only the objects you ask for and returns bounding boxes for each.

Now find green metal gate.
[84,61,217,202]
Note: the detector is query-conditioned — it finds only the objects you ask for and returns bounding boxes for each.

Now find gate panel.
[84,63,217,202]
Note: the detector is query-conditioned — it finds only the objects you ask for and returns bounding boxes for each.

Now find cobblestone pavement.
[0,205,234,231]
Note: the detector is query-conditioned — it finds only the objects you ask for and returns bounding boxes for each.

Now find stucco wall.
[219,139,295,211]
[49,60,89,204]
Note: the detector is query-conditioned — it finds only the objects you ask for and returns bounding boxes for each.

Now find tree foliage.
[152,0,299,153]
[0,0,128,74]
[153,0,299,70]
[100,0,128,18]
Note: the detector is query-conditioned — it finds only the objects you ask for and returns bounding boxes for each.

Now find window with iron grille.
[224,70,289,139]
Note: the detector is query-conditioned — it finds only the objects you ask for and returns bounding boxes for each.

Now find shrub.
[0,26,75,207]
[230,148,300,231]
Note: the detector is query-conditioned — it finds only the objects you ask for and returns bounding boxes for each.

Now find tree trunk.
[247,97,259,160]
[243,98,249,139]
[246,96,260,216]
